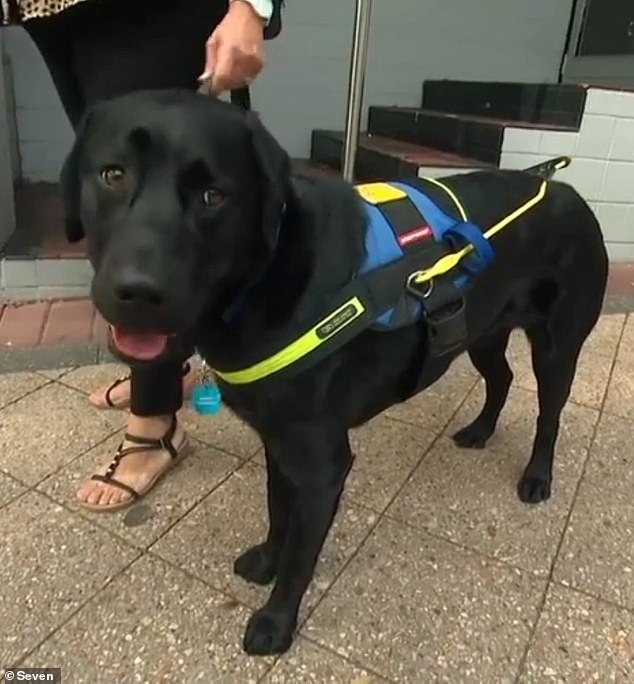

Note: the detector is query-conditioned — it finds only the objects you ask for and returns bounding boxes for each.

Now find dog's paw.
[452,422,492,449]
[234,543,276,585]
[243,608,294,655]
[517,474,551,503]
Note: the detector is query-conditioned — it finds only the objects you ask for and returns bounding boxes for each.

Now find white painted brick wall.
[503,129,543,154]
[500,88,634,261]
[538,130,577,156]
[576,115,615,158]
[610,118,634,162]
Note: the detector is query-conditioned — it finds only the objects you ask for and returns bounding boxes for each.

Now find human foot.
[76,414,189,512]
[88,362,196,410]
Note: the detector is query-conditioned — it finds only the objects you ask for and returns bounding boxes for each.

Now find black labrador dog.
[61,90,608,655]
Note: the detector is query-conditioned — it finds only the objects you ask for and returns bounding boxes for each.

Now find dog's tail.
[522,156,571,180]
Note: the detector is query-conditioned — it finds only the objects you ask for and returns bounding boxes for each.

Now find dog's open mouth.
[110,326,169,361]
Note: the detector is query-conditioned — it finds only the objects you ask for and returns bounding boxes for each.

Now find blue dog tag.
[192,382,222,415]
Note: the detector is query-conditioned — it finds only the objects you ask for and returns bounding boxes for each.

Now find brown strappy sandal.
[89,362,192,410]
[79,415,189,512]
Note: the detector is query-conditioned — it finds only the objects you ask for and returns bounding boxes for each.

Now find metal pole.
[342,0,373,182]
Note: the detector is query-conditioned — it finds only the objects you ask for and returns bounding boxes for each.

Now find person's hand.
[200,0,266,94]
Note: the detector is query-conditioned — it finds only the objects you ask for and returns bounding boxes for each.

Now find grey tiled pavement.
[1,313,633,683]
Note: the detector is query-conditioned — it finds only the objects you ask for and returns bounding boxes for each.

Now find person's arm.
[202,0,284,93]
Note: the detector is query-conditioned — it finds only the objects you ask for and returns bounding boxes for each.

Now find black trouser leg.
[129,360,185,417]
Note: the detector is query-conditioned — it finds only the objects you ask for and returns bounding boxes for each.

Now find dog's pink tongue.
[111,327,168,360]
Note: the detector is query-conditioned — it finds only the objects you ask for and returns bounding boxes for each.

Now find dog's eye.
[202,188,225,207]
[100,166,126,188]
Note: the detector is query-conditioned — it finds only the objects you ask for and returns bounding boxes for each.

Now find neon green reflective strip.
[213,296,366,385]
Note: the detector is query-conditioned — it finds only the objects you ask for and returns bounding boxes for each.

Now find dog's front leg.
[234,447,292,586]
[241,431,352,656]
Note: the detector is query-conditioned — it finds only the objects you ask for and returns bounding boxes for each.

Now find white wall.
[499,88,634,262]
[0,32,17,247]
[4,0,574,182]
[3,26,74,183]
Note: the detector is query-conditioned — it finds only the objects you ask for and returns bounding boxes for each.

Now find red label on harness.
[398,225,432,247]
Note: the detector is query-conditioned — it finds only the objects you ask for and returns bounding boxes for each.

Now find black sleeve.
[264,0,284,41]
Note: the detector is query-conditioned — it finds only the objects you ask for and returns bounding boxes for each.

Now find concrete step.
[368,106,577,166]
[421,80,587,129]
[310,129,488,180]
[1,257,91,302]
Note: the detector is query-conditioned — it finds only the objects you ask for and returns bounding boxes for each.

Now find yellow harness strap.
[410,180,547,286]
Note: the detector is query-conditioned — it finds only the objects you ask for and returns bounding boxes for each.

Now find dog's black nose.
[113,273,165,308]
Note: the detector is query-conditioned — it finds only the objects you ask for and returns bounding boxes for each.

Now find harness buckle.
[406,271,434,300]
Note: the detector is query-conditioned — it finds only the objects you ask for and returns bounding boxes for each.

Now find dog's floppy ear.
[245,111,290,250]
[59,112,93,243]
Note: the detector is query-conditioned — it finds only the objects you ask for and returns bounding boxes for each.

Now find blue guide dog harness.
[208,157,571,388]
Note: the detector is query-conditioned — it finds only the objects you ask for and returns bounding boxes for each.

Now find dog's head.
[61,90,290,362]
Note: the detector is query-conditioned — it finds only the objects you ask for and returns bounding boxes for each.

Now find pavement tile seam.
[508,571,551,683]
[248,447,264,463]
[386,372,480,432]
[618,311,632,348]
[55,375,107,397]
[9,542,144,671]
[27,425,125,491]
[143,455,257,549]
[144,545,259,612]
[550,579,634,618]
[34,367,77,381]
[189,431,263,462]
[283,635,399,684]
[256,663,280,683]
[123,442,242,550]
[0,377,55,412]
[0,488,28,512]
[295,516,384,633]
[380,509,558,580]
[512,515,587,677]
[53,374,124,405]
[0,472,32,511]
[32,485,149,557]
[602,312,627,377]
[511,337,624,682]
